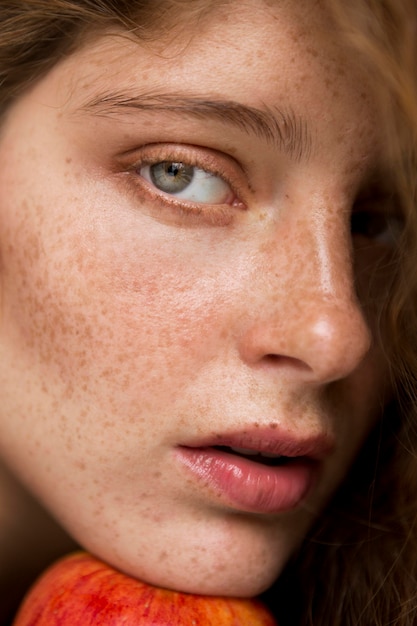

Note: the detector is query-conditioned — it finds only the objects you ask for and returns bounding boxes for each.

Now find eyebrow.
[78,91,312,162]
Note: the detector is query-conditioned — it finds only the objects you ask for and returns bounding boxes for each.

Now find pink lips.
[175,429,333,515]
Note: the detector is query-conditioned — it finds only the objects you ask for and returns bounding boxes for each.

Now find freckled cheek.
[3,217,229,408]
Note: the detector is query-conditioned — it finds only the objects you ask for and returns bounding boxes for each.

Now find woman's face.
[0,0,397,596]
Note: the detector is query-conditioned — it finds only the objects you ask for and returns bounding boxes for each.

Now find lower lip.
[175,447,318,514]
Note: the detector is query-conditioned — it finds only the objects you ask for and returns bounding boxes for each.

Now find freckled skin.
[0,0,393,598]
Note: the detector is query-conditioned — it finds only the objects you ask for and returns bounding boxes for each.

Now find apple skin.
[12,551,278,625]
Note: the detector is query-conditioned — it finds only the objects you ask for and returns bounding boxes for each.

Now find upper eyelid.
[353,186,403,214]
[355,176,401,202]
[123,142,245,171]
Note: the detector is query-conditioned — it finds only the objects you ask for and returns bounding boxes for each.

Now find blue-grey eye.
[150,162,194,194]
[139,161,232,203]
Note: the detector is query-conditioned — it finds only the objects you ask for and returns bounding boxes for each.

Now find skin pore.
[0,0,397,598]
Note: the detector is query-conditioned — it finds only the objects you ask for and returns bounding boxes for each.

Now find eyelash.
[123,144,247,226]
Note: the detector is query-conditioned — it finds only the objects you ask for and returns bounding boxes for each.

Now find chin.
[98,537,286,599]
[67,503,303,599]
[202,572,279,599]
[135,566,280,599]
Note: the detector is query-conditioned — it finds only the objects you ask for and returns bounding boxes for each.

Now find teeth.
[230,446,282,459]
[260,451,282,458]
[230,446,259,456]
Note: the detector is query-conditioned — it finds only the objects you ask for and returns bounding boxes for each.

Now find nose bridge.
[265,200,355,308]
[300,204,354,301]
[241,202,372,384]
[308,206,347,296]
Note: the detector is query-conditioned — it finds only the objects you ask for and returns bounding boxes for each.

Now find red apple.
[13,551,278,625]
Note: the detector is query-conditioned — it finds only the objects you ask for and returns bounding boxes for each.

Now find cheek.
[0,183,237,515]
[0,178,233,427]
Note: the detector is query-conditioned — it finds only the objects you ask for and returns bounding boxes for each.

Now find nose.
[238,211,372,385]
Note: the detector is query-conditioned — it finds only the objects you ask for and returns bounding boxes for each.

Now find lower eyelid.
[121,167,243,227]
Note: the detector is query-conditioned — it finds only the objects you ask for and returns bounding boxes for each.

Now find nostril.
[264,354,312,372]
[265,354,280,363]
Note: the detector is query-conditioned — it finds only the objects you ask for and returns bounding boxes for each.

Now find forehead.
[62,8,372,112]
[7,0,382,181]
[54,1,366,101]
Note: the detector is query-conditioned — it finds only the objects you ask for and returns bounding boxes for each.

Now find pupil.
[150,161,194,194]
[167,163,181,177]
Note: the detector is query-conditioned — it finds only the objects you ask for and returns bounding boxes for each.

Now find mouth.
[175,429,332,515]
[212,445,292,467]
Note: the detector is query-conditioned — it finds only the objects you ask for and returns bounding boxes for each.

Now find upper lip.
[180,426,335,461]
